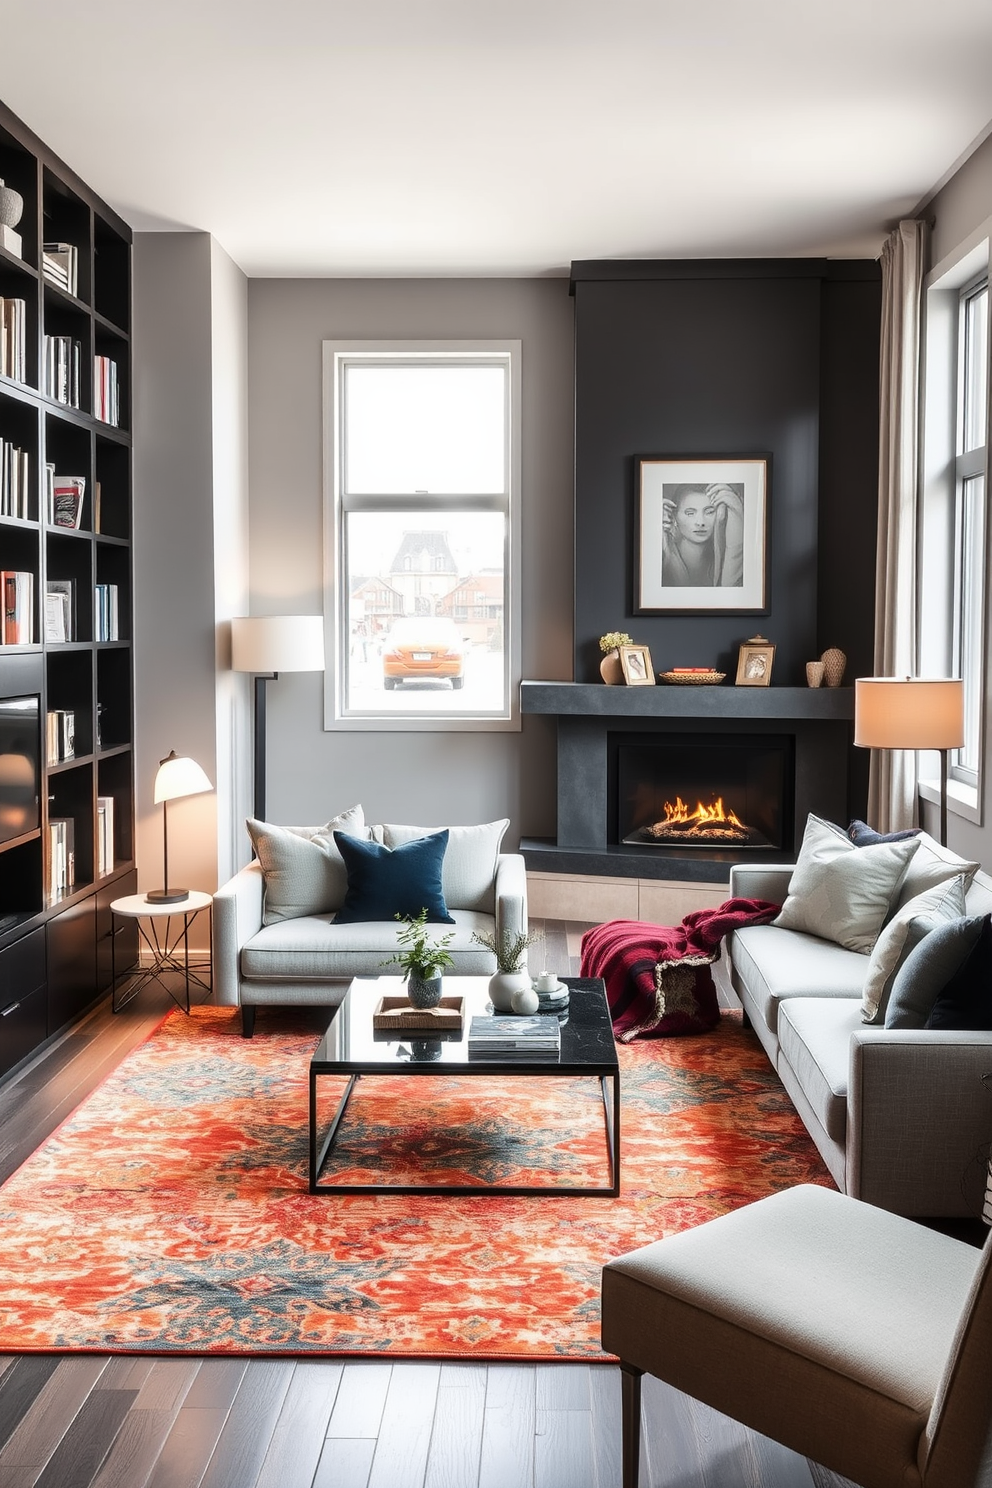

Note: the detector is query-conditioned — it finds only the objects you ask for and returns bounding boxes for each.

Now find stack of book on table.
[467,1014,560,1061]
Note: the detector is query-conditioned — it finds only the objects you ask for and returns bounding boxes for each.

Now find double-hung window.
[952,277,988,785]
[323,341,521,730]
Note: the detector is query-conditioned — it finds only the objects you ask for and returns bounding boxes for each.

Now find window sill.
[918,774,981,826]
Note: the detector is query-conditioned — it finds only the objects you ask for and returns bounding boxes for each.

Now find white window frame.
[322,339,521,732]
[920,231,991,824]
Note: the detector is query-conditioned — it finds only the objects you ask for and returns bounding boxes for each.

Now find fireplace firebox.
[615,736,793,852]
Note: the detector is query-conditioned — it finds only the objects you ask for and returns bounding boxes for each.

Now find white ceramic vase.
[489,969,531,1013]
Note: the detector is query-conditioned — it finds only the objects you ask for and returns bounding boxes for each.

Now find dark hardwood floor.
[0,920,858,1488]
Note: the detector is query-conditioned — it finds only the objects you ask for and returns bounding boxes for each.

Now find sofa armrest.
[495,852,527,944]
[212,862,264,1006]
[729,862,793,904]
[848,1028,992,1217]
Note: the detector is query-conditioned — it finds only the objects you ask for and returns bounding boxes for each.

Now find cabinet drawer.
[0,983,47,1078]
[0,925,46,1011]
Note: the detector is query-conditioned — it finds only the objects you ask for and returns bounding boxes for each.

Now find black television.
[0,695,40,847]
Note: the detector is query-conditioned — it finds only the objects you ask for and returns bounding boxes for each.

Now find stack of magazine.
[467,1014,560,1061]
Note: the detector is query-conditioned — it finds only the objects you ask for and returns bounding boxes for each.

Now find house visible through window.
[323,342,521,729]
[953,277,988,784]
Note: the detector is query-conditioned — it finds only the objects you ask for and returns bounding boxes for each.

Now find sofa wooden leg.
[620,1362,643,1488]
[241,1006,256,1038]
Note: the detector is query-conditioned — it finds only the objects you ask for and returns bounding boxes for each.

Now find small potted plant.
[599,631,632,685]
[472,926,542,1012]
[383,908,455,1009]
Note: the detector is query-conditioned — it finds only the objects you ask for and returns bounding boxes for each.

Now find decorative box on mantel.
[520,681,855,886]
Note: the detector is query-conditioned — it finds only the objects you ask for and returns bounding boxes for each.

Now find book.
[46,709,75,765]
[43,333,81,406]
[97,796,114,875]
[42,242,77,296]
[50,475,85,529]
[44,589,68,642]
[46,578,75,641]
[0,438,30,518]
[467,1014,561,1056]
[95,582,119,641]
[94,355,119,426]
[1,298,26,381]
[48,817,75,899]
[2,570,34,644]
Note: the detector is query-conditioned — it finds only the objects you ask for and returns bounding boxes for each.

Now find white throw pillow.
[889,831,980,913]
[248,804,367,924]
[860,874,968,1023]
[381,820,509,912]
[773,814,920,953]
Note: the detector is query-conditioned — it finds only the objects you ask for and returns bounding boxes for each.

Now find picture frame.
[619,643,654,686]
[735,636,775,687]
[635,455,769,614]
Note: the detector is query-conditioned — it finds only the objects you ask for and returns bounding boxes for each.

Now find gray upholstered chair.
[602,1184,992,1488]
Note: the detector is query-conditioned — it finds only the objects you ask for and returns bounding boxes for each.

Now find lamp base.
[145,888,190,905]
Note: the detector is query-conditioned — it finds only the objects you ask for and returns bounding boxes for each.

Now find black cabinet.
[0,925,46,1078]
[96,870,136,992]
[46,892,96,1035]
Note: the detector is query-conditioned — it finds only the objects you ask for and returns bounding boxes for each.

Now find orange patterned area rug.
[0,1007,831,1358]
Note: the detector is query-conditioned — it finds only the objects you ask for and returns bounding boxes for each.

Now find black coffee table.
[308,974,620,1197]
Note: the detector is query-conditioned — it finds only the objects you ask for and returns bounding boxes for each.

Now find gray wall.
[246,279,574,842]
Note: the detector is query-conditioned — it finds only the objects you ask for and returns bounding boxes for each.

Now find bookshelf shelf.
[0,96,136,1059]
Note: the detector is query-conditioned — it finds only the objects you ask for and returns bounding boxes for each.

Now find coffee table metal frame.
[309,975,620,1198]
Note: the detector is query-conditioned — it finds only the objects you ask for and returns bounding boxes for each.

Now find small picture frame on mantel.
[735,636,775,687]
[619,643,654,686]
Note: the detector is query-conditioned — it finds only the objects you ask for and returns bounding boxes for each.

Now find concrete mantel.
[520,681,854,721]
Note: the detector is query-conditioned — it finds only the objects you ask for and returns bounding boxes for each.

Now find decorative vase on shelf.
[806,661,825,688]
[407,974,442,1010]
[0,179,23,230]
[489,969,531,1013]
[820,647,846,688]
[600,650,624,685]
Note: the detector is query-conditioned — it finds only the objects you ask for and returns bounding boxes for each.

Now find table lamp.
[231,615,325,821]
[854,677,965,846]
[147,750,213,904]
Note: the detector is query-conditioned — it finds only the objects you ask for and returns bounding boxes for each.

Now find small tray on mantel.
[372,995,465,1032]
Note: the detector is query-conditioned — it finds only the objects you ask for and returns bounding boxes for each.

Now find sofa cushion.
[859,875,968,1024]
[247,805,367,925]
[777,998,863,1144]
[773,814,919,953]
[333,830,454,924]
[927,915,992,1030]
[890,832,980,913]
[240,908,497,980]
[730,924,868,1040]
[886,914,989,1029]
[381,820,509,913]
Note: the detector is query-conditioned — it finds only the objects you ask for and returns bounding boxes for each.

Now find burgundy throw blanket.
[580,898,780,1042]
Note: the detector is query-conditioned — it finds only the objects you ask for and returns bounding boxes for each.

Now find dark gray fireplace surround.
[520,682,855,885]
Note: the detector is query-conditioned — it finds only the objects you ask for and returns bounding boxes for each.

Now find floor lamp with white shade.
[853,677,965,847]
[231,615,325,821]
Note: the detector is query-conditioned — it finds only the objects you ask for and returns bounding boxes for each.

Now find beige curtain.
[868,219,928,833]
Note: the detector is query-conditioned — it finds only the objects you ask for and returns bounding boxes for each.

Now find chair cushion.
[381,820,509,913]
[730,924,867,1040]
[240,908,496,980]
[333,830,454,924]
[777,997,863,1143]
[859,875,967,1024]
[247,804,367,924]
[773,814,919,952]
[886,914,989,1029]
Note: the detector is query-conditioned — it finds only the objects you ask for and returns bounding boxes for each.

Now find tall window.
[323,342,520,729]
[952,279,988,784]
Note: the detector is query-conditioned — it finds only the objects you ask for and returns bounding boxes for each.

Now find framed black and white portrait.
[635,455,769,614]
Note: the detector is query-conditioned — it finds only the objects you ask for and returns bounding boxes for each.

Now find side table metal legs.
[111,905,212,1013]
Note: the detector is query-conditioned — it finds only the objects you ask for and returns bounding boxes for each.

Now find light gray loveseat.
[727,828,992,1218]
[212,808,527,1037]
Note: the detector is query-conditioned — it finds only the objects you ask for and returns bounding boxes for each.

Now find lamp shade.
[854,678,965,750]
[153,751,213,804]
[231,615,325,674]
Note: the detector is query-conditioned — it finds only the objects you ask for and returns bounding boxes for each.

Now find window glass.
[963,284,988,454]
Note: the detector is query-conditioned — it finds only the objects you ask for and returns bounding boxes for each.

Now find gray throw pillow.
[859,875,967,1024]
[774,813,920,954]
[885,914,988,1029]
[248,804,367,924]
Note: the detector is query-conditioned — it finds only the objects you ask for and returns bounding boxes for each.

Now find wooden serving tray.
[372,995,465,1031]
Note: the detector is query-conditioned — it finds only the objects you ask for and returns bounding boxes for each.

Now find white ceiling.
[1,0,992,277]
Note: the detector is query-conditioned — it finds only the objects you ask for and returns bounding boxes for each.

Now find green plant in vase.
[599,631,632,684]
[383,908,455,1009]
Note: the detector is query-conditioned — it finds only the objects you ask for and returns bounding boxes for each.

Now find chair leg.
[620,1362,643,1488]
[241,1006,256,1038]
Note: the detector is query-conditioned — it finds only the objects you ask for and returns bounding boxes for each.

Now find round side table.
[110,890,212,1014]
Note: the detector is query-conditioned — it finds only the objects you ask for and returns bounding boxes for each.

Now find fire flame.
[660,796,745,829]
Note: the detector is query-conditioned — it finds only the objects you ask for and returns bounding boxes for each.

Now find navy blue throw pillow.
[926,914,992,1030]
[848,819,922,847]
[332,829,455,924]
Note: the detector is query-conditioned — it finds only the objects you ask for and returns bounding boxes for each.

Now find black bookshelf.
[0,98,137,1077]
